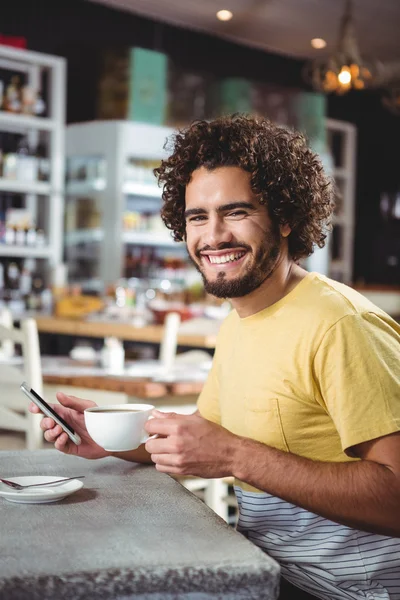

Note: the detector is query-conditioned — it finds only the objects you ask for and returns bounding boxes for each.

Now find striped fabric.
[235,487,400,600]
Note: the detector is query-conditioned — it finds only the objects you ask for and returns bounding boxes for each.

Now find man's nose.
[203,217,233,248]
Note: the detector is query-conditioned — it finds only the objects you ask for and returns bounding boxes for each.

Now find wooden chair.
[0,309,43,450]
[177,476,235,524]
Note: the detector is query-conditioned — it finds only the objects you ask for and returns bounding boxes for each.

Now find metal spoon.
[0,476,85,490]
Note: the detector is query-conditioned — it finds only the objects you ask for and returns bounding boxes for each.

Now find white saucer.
[0,476,84,504]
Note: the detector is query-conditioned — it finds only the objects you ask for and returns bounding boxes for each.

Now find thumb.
[56,392,97,412]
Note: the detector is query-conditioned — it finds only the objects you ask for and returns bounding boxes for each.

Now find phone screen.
[30,387,76,435]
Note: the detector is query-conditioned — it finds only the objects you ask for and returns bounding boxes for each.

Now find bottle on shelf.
[4,75,22,113]
[14,224,26,245]
[35,228,46,247]
[33,91,46,116]
[2,134,18,180]
[36,141,50,181]
[26,222,37,246]
[21,84,36,115]
[28,266,45,311]
[6,261,20,292]
[20,261,33,303]
[138,247,153,279]
[16,136,38,182]
[40,287,53,314]
[4,222,15,245]
[125,246,142,278]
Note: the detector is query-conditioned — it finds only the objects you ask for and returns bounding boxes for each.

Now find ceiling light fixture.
[216,9,233,22]
[311,38,327,50]
[304,0,378,95]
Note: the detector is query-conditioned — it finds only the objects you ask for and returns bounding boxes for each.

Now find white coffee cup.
[84,403,155,452]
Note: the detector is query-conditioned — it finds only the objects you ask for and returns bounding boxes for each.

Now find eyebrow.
[184,201,256,219]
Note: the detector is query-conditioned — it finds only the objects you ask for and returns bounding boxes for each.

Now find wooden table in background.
[35,315,218,349]
[43,371,204,399]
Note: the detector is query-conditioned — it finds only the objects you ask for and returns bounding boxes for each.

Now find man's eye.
[188,215,207,223]
[228,210,247,218]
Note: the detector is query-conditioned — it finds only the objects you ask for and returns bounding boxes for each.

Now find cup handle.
[141,414,158,444]
[141,433,158,444]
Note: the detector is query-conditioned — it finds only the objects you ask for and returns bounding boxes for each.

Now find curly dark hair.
[154,114,335,261]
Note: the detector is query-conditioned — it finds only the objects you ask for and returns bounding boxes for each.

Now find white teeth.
[208,252,245,264]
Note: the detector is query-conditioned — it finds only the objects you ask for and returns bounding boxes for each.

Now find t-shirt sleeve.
[197,343,221,425]
[313,311,400,455]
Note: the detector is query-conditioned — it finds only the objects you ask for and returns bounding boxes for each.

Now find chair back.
[0,309,43,450]
[159,312,181,371]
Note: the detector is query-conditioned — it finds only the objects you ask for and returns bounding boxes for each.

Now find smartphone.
[20,382,82,445]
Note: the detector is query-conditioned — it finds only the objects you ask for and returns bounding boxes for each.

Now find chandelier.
[304,0,379,95]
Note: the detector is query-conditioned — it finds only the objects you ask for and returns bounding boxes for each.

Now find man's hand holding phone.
[28,391,109,459]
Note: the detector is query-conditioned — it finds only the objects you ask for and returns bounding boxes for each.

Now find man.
[32,115,400,600]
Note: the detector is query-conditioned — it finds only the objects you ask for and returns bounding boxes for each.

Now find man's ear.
[280,223,291,238]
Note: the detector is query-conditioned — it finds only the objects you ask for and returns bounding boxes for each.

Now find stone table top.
[0,450,280,600]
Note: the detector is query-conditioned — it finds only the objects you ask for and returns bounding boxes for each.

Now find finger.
[44,424,64,442]
[56,392,96,412]
[150,453,183,467]
[154,463,181,474]
[145,419,178,436]
[145,437,177,454]
[28,402,41,414]
[54,432,72,453]
[151,410,178,419]
[41,417,57,431]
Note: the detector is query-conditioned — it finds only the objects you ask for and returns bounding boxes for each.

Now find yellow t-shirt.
[198,272,400,491]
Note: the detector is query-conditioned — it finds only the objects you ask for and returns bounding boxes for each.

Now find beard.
[188,225,282,299]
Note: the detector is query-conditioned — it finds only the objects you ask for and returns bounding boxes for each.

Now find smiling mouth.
[205,251,246,265]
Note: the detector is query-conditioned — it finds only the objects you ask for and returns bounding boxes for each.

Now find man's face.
[184,166,283,298]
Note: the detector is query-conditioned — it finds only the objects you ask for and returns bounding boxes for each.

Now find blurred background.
[0,0,399,371]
